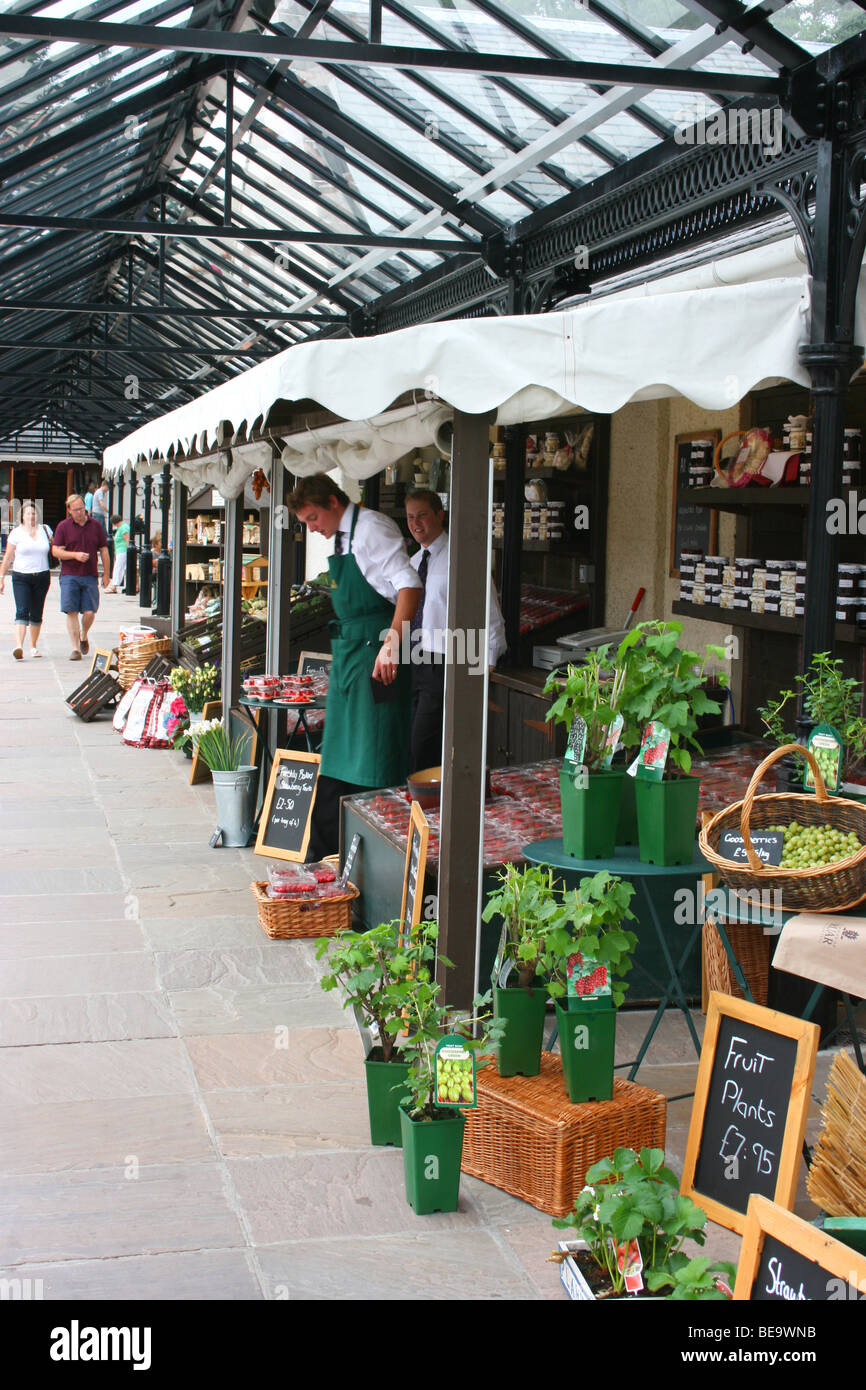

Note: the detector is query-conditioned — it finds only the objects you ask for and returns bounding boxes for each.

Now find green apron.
[322,506,411,787]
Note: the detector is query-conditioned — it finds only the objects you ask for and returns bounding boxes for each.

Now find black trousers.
[308,774,368,862]
[409,659,446,775]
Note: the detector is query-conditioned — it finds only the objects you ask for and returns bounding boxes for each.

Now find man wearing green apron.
[290,474,421,859]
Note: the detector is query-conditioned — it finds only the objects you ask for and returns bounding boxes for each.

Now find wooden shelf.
[672,599,866,644]
[684,486,864,512]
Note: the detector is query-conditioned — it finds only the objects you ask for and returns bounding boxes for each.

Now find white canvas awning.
[103,266,825,489]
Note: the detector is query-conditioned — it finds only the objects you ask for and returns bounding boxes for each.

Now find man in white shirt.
[290,473,421,858]
[405,488,506,775]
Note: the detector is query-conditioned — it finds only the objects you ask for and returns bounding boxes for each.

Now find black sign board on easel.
[681,993,819,1234]
[254,749,320,862]
[734,1195,866,1300]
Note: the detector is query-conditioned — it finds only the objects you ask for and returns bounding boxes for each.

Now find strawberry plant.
[538,870,637,1008]
[481,863,564,988]
[616,621,726,778]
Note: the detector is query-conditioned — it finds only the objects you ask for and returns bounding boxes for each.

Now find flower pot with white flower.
[187,717,256,846]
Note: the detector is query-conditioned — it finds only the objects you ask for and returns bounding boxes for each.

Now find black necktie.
[410,548,429,634]
[334,529,343,555]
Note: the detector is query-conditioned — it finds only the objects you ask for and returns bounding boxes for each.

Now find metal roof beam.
[0,299,345,321]
[675,0,807,72]
[0,16,781,95]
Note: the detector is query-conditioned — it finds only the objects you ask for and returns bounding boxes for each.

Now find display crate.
[461,1053,666,1217]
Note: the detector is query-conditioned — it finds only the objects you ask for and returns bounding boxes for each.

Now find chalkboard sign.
[735,1195,866,1301]
[254,749,320,861]
[719,830,784,866]
[399,800,429,942]
[89,647,115,679]
[669,431,719,577]
[682,993,819,1234]
[189,700,223,786]
[297,651,332,676]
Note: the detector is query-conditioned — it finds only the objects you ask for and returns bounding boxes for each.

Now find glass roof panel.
[770,0,866,46]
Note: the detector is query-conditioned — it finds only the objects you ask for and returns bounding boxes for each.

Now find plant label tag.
[565,715,587,766]
[615,1238,645,1294]
[434,1036,477,1109]
[636,721,670,781]
[804,724,843,794]
[340,832,361,887]
[492,922,512,988]
[626,754,640,778]
[601,712,624,769]
[566,951,611,999]
[719,830,784,865]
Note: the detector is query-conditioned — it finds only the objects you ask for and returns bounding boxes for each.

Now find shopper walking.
[52,494,111,660]
[107,514,130,592]
[91,480,110,531]
[0,502,53,659]
[290,473,420,859]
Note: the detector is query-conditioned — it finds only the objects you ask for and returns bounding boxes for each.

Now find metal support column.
[222,492,244,725]
[139,473,153,608]
[266,451,293,750]
[169,478,187,641]
[125,469,138,595]
[438,408,496,1010]
[155,463,171,617]
[500,424,524,659]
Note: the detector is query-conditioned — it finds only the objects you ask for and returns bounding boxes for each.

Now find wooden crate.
[461,1052,666,1217]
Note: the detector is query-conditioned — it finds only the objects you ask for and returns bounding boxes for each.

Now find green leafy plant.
[616,621,726,777]
[184,717,252,771]
[650,1255,736,1301]
[481,863,563,988]
[316,920,435,1063]
[553,1147,733,1299]
[538,870,637,1007]
[758,651,866,783]
[543,645,628,771]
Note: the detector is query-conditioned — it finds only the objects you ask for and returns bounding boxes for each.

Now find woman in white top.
[0,502,53,659]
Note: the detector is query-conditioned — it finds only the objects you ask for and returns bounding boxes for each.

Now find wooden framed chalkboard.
[399,801,429,943]
[734,1194,866,1300]
[297,651,332,676]
[254,749,320,862]
[189,700,222,786]
[88,647,115,679]
[669,430,720,577]
[681,992,819,1234]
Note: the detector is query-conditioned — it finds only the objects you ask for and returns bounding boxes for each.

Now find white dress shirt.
[335,503,421,604]
[410,529,507,666]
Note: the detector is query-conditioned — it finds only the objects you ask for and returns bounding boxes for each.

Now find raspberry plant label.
[635,721,671,781]
[434,1037,477,1109]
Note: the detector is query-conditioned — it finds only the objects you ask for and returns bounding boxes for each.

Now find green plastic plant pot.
[616,770,638,846]
[493,984,548,1077]
[560,767,625,859]
[363,1052,411,1147]
[635,775,701,866]
[554,998,616,1103]
[399,1105,465,1215]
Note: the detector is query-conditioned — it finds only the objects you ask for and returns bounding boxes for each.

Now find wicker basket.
[461,1053,666,1217]
[251,877,358,940]
[703,914,770,1007]
[117,635,172,690]
[699,743,866,912]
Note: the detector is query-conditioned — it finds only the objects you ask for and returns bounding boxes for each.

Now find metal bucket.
[211,765,257,847]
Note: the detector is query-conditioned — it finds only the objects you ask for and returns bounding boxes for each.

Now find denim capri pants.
[11,571,51,626]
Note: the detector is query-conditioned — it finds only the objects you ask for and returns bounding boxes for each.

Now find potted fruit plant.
[539,871,637,1103]
[316,920,435,1147]
[617,621,725,865]
[544,646,629,858]
[758,651,866,799]
[482,864,560,1077]
[186,717,256,846]
[552,1147,735,1301]
[399,960,503,1215]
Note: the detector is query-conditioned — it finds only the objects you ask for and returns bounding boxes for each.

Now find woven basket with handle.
[117,635,172,690]
[699,743,866,912]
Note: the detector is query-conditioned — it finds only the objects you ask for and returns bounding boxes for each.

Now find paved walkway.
[0,583,855,1300]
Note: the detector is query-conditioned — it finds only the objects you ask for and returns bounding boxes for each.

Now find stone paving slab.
[0,918,148,960]
[141,914,263,952]
[0,1096,216,1174]
[0,951,160,998]
[0,1039,194,1103]
[205,1083,371,1157]
[167,982,351,1036]
[0,892,130,924]
[155,944,321,992]
[184,1029,364,1089]
[0,1250,263,1301]
[0,993,177,1047]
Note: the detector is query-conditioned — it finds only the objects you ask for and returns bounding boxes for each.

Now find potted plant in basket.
[186,717,255,847]
[758,651,866,798]
[399,955,504,1215]
[544,646,630,858]
[481,864,560,1078]
[316,920,435,1147]
[551,1147,735,1301]
[617,621,726,866]
[539,870,637,1103]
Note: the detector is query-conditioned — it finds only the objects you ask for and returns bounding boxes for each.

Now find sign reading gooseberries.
[433,1037,477,1109]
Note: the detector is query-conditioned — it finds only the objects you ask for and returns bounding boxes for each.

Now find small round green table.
[522,839,713,1080]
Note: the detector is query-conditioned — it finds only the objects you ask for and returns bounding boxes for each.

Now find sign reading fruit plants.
[434,1038,477,1109]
